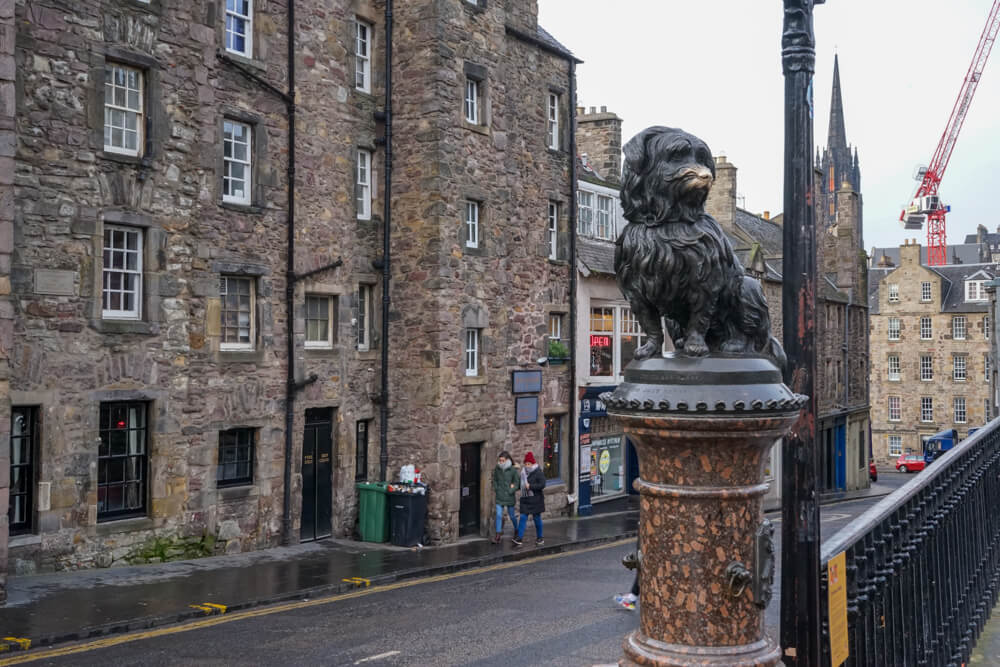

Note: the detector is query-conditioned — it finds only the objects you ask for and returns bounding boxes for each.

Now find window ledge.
[547,258,568,266]
[546,147,565,157]
[462,375,488,386]
[463,122,489,136]
[305,346,341,358]
[220,202,264,215]
[356,349,378,361]
[219,50,266,72]
[218,484,258,501]
[95,516,154,535]
[100,151,150,168]
[219,348,265,364]
[91,319,159,335]
[9,534,42,548]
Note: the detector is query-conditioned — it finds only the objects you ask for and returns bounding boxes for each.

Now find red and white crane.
[901,0,1000,266]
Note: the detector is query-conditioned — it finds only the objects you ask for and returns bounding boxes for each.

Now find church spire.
[827,54,847,149]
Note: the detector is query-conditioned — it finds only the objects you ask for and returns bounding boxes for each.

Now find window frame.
[543,414,563,481]
[888,283,899,302]
[953,355,967,382]
[305,294,336,349]
[546,92,560,150]
[954,396,967,424]
[102,225,144,320]
[888,354,900,381]
[577,189,594,236]
[549,313,562,341]
[356,149,372,221]
[888,396,901,422]
[920,316,932,340]
[464,200,480,249]
[9,406,39,535]
[547,201,559,260]
[224,0,254,58]
[217,427,255,487]
[355,420,369,481]
[986,354,991,383]
[888,434,903,457]
[355,19,372,94]
[219,275,256,351]
[97,401,148,521]
[357,284,374,351]
[465,328,480,377]
[920,396,934,423]
[920,355,933,381]
[921,281,932,302]
[986,315,991,340]
[588,304,646,382]
[966,280,987,302]
[888,317,900,341]
[953,316,967,340]
[222,119,253,205]
[596,195,614,240]
[103,63,144,157]
[464,78,480,125]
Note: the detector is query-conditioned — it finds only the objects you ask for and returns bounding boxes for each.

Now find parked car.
[869,459,878,483]
[896,454,926,474]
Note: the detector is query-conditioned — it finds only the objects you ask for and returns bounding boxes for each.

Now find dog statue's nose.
[694,167,714,181]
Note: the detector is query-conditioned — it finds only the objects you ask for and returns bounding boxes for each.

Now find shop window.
[98,402,147,520]
[589,425,624,498]
[589,306,614,377]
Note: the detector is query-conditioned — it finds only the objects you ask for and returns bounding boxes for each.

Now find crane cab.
[902,196,948,229]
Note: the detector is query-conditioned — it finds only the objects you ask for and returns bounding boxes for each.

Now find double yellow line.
[0,539,632,665]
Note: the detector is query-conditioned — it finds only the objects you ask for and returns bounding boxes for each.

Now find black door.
[301,408,334,542]
[459,443,481,536]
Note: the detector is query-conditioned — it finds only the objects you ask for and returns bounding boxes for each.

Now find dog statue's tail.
[764,335,787,372]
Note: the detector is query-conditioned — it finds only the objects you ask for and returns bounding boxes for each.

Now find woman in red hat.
[513,451,545,546]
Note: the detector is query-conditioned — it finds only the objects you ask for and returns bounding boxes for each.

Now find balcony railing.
[820,419,1000,666]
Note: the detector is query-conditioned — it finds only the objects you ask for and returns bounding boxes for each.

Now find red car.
[896,454,926,473]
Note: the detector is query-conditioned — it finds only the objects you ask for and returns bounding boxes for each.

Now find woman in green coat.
[492,450,519,543]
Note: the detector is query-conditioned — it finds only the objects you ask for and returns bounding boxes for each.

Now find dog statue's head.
[620,127,716,226]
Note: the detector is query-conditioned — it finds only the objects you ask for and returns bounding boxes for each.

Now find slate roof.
[535,26,578,61]
[867,262,998,314]
[733,209,783,259]
[870,243,982,267]
[964,232,1000,246]
[577,237,615,276]
[578,155,615,188]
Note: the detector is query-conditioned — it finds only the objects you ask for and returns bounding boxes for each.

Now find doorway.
[301,408,334,542]
[459,443,481,536]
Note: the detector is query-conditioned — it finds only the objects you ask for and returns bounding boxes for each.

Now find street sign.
[827,551,849,667]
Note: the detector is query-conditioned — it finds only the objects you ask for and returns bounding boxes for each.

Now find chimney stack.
[576,106,624,185]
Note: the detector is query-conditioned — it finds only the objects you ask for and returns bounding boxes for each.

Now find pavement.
[0,477,902,655]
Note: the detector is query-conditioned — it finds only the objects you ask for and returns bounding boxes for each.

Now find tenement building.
[5,0,576,582]
[869,240,996,465]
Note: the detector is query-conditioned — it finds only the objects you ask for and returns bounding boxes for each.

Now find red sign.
[590,335,611,347]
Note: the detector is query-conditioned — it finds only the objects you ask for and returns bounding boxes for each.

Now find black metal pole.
[780,1,824,665]
[378,0,393,482]
[281,0,297,546]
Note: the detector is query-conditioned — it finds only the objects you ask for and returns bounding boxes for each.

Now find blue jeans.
[495,504,517,533]
[517,513,543,539]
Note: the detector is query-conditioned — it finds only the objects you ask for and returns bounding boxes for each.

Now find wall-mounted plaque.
[34,269,77,296]
[511,370,543,394]
[515,396,539,424]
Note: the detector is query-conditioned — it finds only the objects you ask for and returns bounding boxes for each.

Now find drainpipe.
[567,60,578,508]
[378,0,394,482]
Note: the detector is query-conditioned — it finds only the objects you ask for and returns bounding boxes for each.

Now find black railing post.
[780,2,825,664]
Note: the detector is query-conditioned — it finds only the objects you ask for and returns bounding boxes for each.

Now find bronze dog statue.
[614,126,785,367]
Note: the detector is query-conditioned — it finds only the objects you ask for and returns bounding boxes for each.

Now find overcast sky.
[538,0,1000,253]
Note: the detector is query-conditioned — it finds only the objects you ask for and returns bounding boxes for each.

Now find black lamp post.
[780,1,824,665]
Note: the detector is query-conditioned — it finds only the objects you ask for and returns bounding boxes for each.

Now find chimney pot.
[577,106,584,115]
[763,211,770,220]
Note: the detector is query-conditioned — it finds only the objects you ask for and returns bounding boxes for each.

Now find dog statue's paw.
[633,338,662,360]
[683,332,709,356]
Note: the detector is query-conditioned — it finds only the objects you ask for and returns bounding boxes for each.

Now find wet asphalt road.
[29,477,910,667]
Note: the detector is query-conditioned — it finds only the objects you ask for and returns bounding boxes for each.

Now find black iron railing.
[820,420,1000,666]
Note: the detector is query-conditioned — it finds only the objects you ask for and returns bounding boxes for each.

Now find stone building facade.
[6,0,576,580]
[0,0,13,600]
[869,240,996,465]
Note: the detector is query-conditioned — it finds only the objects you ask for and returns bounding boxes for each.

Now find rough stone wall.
[576,107,621,185]
[387,0,572,542]
[870,242,992,465]
[704,156,736,238]
[10,0,384,572]
[0,0,12,600]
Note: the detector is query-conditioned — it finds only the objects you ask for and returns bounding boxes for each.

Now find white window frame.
[920,355,933,381]
[223,120,252,205]
[357,149,372,220]
[464,79,479,124]
[920,316,932,340]
[549,313,562,341]
[596,195,614,240]
[966,280,987,302]
[953,316,967,340]
[224,0,253,58]
[888,317,900,341]
[464,200,479,249]
[355,19,372,93]
[888,354,900,381]
[954,396,967,424]
[357,284,373,351]
[921,281,932,302]
[546,92,559,150]
[888,283,899,302]
[102,225,143,320]
[304,294,335,349]
[104,63,144,157]
[577,190,594,236]
[465,328,479,377]
[588,304,647,382]
[954,355,967,382]
[547,201,559,260]
[920,396,933,423]
[220,275,255,350]
[987,354,991,383]
[888,396,901,422]
[888,434,903,457]
[986,316,991,340]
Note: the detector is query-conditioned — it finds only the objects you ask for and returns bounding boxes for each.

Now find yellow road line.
[0,538,633,666]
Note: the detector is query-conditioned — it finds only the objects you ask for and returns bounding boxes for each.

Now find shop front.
[577,386,638,515]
